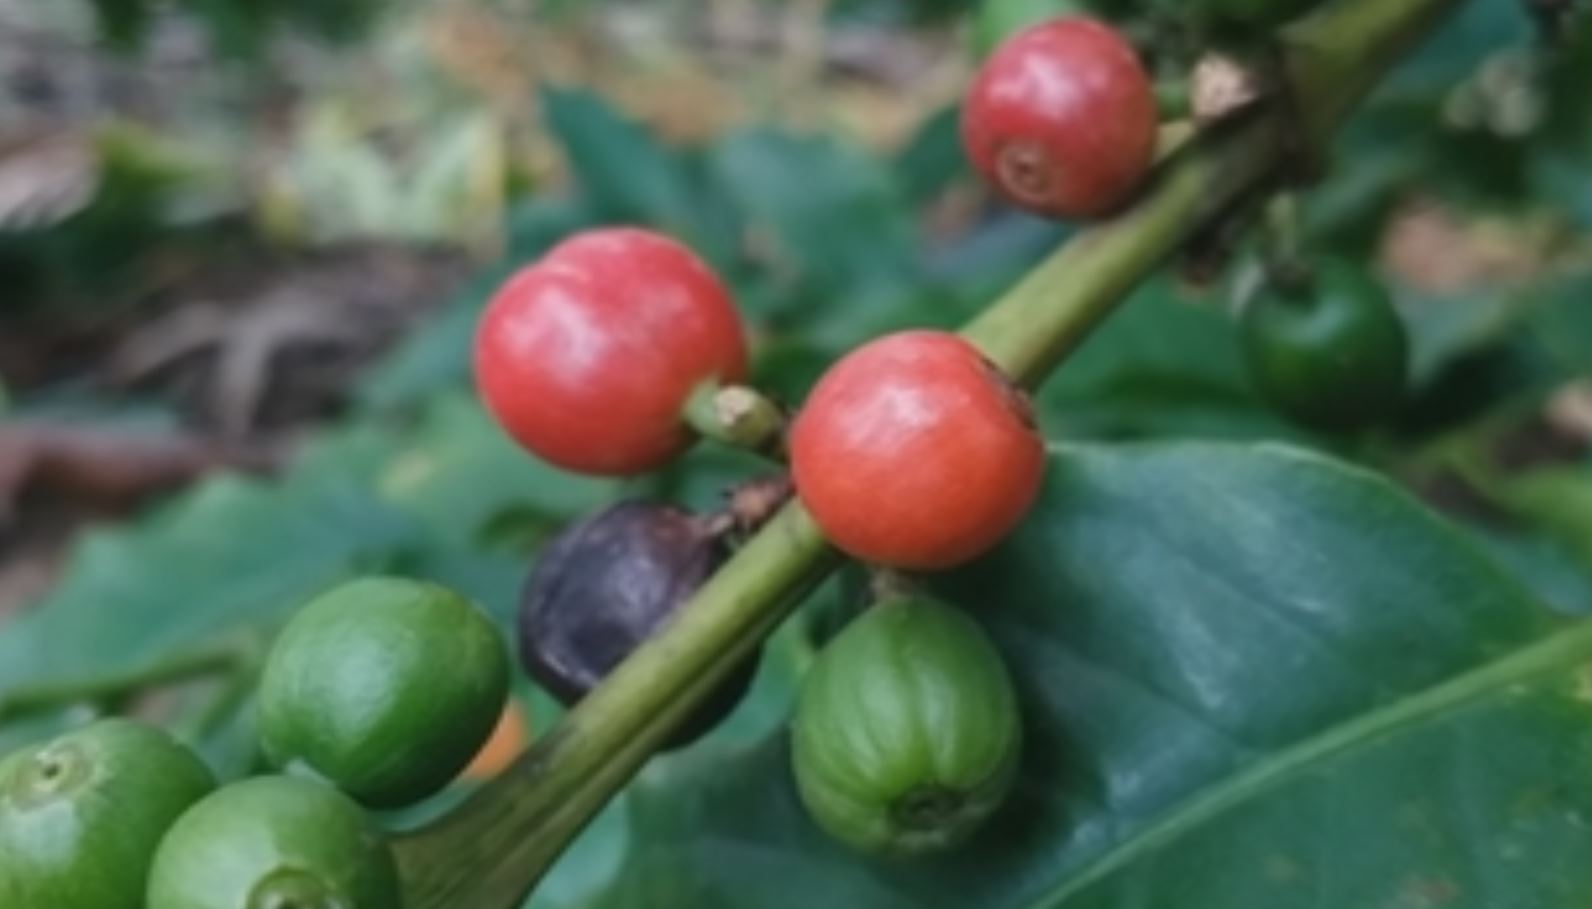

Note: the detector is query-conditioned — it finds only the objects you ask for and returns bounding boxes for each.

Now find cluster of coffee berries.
[962,10,1410,432]
[473,221,1044,852]
[470,222,1043,738]
[1,577,510,908]
[473,20,1177,586]
[0,1,1424,894]
[474,225,1046,571]
[463,18,1172,840]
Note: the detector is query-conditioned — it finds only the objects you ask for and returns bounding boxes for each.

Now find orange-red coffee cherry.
[962,17,1158,220]
[474,228,748,476]
[790,331,1045,570]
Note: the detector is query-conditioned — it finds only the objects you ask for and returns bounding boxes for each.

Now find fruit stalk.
[397,505,838,905]
[395,0,1467,904]
[681,381,787,456]
[1258,191,1309,288]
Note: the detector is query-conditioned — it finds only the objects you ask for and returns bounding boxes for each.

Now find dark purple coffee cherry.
[518,501,758,748]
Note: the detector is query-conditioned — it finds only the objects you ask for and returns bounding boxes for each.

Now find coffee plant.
[4,0,1592,907]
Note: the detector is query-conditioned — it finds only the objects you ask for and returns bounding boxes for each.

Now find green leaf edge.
[1028,600,1590,908]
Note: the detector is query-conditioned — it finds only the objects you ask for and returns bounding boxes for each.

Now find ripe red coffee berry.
[791,331,1045,570]
[962,17,1158,220]
[475,228,748,475]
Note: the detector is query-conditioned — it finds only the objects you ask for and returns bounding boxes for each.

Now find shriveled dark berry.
[518,501,758,748]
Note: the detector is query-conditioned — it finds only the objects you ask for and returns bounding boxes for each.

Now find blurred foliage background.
[0,0,1590,905]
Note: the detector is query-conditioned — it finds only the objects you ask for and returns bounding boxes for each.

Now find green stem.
[394,0,1467,905]
[1281,0,1465,153]
[960,115,1279,386]
[682,381,787,456]
[396,506,838,905]
[1259,191,1314,293]
[0,636,259,725]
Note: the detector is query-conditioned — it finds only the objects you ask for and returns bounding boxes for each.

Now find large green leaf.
[1526,272,1592,374]
[893,104,969,207]
[381,393,613,623]
[0,397,609,758]
[0,427,412,695]
[0,426,415,759]
[580,442,1591,908]
[1376,0,1530,96]
[1466,529,1592,618]
[710,129,919,305]
[540,86,737,265]
[540,85,688,226]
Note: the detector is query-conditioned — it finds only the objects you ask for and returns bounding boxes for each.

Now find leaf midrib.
[1021,617,1592,908]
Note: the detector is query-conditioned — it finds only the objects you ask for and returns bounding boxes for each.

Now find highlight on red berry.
[961,17,1158,220]
[474,228,748,476]
[790,331,1045,570]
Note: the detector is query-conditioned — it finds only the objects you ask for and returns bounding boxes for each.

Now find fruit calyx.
[893,785,966,831]
[994,141,1060,209]
[7,742,91,808]
[248,868,342,909]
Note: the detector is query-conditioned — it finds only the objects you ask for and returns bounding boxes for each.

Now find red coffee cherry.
[474,228,748,475]
[962,17,1158,220]
[790,331,1045,570]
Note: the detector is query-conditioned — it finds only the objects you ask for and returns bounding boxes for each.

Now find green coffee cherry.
[1241,259,1409,432]
[257,576,510,808]
[146,775,400,909]
[791,597,1022,857]
[0,719,216,909]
